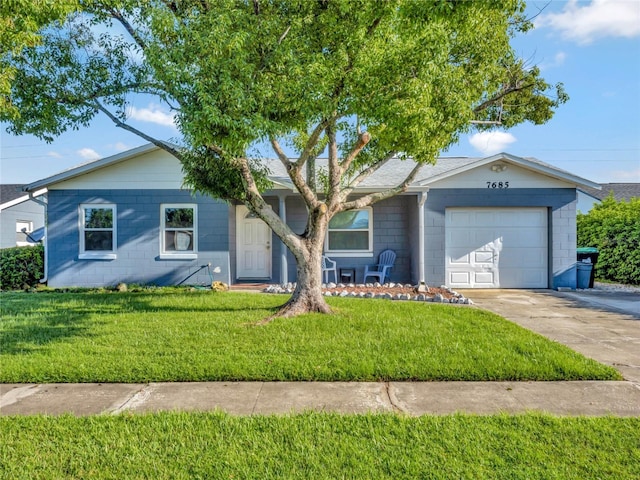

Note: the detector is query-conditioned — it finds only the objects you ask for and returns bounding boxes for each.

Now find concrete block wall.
[279,195,414,284]
[47,190,231,288]
[424,188,578,289]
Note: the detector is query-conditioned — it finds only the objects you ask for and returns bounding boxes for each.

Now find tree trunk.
[273,246,332,318]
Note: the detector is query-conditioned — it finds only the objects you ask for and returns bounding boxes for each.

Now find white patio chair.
[322,255,337,283]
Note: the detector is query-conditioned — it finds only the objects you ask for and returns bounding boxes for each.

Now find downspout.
[278,193,288,284]
[417,189,429,291]
[28,189,48,283]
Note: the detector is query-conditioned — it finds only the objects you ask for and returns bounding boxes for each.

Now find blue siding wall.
[47,187,577,289]
[424,188,578,289]
[280,195,414,284]
[47,190,231,288]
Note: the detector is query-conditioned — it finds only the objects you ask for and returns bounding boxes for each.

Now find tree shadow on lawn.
[0,292,280,355]
[0,296,98,355]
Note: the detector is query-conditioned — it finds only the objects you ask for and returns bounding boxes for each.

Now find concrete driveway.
[461,289,640,384]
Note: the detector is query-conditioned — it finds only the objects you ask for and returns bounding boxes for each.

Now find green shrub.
[577,197,640,285]
[0,245,44,290]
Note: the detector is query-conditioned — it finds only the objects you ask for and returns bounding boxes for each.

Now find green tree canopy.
[0,0,79,118]
[578,197,640,286]
[2,0,568,316]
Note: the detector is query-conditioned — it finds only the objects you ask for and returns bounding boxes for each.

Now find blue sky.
[1,0,639,185]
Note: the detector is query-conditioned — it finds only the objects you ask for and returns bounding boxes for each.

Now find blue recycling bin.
[576,262,593,289]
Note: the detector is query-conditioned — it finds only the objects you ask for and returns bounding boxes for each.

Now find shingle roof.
[25,144,600,192]
[579,183,640,202]
[264,154,595,189]
[0,184,26,204]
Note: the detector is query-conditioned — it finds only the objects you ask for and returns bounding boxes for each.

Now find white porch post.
[418,190,428,286]
[278,194,288,285]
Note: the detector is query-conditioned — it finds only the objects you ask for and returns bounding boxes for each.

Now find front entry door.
[236,205,271,279]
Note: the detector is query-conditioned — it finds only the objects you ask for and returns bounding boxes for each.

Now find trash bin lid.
[577,247,599,254]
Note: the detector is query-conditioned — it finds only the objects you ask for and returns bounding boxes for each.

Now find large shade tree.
[2,0,566,317]
[0,0,79,117]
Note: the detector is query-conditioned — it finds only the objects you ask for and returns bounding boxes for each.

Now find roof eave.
[418,152,602,189]
[24,143,160,192]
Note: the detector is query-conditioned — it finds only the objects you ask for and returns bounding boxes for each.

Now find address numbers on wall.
[486,181,509,189]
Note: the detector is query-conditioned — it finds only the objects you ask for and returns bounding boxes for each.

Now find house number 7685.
[486,181,509,189]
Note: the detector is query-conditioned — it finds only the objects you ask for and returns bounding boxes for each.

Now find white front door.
[236,205,271,279]
[445,207,548,288]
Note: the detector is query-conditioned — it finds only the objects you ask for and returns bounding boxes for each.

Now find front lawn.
[1,412,638,479]
[0,291,620,382]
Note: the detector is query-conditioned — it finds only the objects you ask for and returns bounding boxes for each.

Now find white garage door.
[445,208,548,288]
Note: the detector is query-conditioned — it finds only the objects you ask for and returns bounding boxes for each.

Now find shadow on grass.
[0,297,95,356]
[0,292,282,355]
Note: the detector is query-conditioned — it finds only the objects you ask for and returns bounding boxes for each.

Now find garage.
[445,207,548,288]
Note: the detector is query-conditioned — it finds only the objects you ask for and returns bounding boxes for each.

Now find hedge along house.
[24,144,600,290]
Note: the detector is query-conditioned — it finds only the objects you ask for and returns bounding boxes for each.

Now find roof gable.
[417,153,600,189]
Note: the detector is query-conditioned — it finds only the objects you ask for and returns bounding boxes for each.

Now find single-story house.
[24,144,600,289]
[0,184,46,249]
[577,183,640,213]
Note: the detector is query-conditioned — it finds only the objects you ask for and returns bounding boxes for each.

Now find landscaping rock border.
[263,282,473,305]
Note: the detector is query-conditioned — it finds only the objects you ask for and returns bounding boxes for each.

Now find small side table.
[340,268,355,284]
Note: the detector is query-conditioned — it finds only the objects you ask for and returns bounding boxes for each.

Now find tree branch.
[108,8,147,51]
[297,116,334,167]
[270,137,318,208]
[473,81,535,114]
[342,151,397,197]
[325,120,342,208]
[342,162,422,211]
[93,101,183,158]
[235,155,303,253]
[339,131,371,173]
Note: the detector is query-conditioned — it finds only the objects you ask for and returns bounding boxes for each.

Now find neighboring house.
[577,183,640,213]
[0,184,46,248]
[24,144,600,290]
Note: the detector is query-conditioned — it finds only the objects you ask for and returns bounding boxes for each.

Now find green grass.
[0,291,620,382]
[1,412,638,479]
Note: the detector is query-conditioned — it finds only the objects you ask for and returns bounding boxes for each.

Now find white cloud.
[468,131,517,156]
[551,51,567,67]
[112,142,131,152]
[536,0,640,44]
[610,167,640,181]
[127,103,176,128]
[540,51,567,70]
[47,151,63,159]
[77,148,101,161]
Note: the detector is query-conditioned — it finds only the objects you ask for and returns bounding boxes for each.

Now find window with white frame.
[161,204,197,256]
[80,204,116,258]
[326,208,373,254]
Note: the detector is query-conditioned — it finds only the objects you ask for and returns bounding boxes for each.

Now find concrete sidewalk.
[2,381,639,417]
[2,289,639,417]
